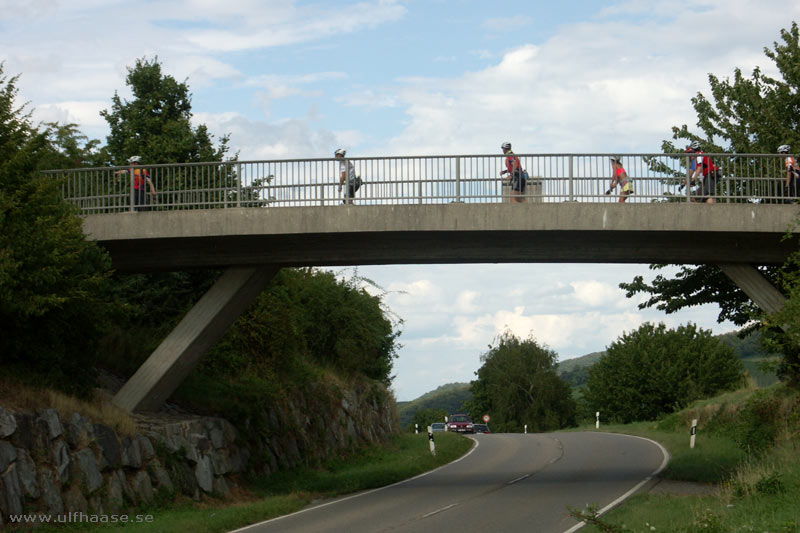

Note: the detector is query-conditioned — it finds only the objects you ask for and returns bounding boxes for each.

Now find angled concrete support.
[113,265,280,412]
[718,262,786,316]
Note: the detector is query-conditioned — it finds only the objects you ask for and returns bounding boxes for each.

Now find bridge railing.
[43,153,796,213]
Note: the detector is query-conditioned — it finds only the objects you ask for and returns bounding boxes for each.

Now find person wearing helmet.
[605,156,633,203]
[335,149,360,204]
[500,142,526,203]
[682,141,718,203]
[779,144,799,203]
[114,156,157,211]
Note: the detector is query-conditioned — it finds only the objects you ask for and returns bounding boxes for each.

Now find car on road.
[447,414,475,433]
[430,422,446,432]
[473,423,491,434]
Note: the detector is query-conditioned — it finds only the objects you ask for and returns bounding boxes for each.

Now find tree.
[583,323,744,423]
[622,23,800,352]
[0,63,113,396]
[197,268,401,386]
[101,56,231,164]
[411,408,449,432]
[468,332,576,432]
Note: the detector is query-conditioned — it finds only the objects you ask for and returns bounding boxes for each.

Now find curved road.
[231,432,668,533]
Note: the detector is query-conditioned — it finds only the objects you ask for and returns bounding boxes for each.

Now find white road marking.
[561,433,671,533]
[507,474,531,485]
[422,503,459,518]
[228,437,481,533]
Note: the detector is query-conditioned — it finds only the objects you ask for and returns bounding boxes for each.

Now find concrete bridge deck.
[83,203,798,272]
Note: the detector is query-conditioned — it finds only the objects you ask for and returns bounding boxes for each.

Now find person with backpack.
[778,144,799,203]
[605,156,633,203]
[114,155,156,211]
[335,148,361,205]
[500,142,526,203]
[685,141,719,203]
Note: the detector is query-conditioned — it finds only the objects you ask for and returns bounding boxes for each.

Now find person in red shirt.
[606,156,633,203]
[115,156,157,211]
[500,142,525,203]
[685,141,719,203]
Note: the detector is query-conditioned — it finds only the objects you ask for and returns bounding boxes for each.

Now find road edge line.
[228,436,481,533]
[561,432,671,533]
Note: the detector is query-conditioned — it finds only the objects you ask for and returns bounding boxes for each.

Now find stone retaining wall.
[0,382,397,526]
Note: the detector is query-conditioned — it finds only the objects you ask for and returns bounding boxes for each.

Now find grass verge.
[575,385,800,532]
[33,431,473,532]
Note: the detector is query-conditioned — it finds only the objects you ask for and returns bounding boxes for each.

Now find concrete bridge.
[53,153,799,412]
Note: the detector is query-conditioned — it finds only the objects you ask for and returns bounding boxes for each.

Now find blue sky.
[3,0,798,400]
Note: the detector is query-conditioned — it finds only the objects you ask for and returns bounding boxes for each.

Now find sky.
[3,0,798,401]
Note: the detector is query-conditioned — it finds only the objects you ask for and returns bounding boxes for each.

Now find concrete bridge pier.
[718,263,787,316]
[112,265,280,413]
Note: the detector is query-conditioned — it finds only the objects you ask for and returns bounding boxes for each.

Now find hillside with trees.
[396,382,472,427]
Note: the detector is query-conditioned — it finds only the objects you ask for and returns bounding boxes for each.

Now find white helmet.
[127,155,142,163]
[334,148,346,157]
[778,144,791,154]
[690,140,701,151]
[610,156,621,164]
[501,142,511,151]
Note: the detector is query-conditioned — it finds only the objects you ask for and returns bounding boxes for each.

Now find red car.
[447,414,475,433]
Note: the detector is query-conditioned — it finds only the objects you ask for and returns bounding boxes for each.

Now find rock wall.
[0,381,397,525]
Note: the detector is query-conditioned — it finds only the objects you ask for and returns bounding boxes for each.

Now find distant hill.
[396,382,472,427]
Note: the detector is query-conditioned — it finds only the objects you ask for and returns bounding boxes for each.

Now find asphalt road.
[231,431,669,533]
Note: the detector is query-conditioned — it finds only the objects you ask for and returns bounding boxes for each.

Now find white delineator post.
[414,423,419,434]
[444,415,448,431]
[427,426,436,456]
[690,419,698,449]
[524,424,528,434]
[596,411,600,429]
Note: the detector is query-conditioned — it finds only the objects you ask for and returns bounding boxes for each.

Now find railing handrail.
[41,151,790,173]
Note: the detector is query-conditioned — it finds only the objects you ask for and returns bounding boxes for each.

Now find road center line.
[507,474,531,485]
[422,503,458,518]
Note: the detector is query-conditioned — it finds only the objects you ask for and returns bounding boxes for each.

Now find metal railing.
[42,153,798,214]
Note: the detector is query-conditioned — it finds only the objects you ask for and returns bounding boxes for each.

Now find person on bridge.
[335,148,360,205]
[685,141,719,203]
[605,156,633,202]
[779,144,799,203]
[114,156,157,211]
[500,142,526,203]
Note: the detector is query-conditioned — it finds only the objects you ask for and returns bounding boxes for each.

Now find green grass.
[33,432,473,533]
[575,386,800,533]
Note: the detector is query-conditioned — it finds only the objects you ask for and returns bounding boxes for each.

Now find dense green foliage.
[101,57,230,165]
[196,268,400,387]
[396,382,472,428]
[410,407,449,431]
[0,64,113,396]
[583,323,744,423]
[467,332,576,432]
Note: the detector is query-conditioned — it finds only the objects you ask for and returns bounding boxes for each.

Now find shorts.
[620,181,634,194]
[511,170,526,193]
[697,172,719,199]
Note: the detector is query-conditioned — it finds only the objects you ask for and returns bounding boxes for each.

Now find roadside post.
[596,411,600,429]
[415,423,419,434]
[690,418,698,449]
[524,424,528,434]
[427,425,436,456]
[444,415,448,431]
